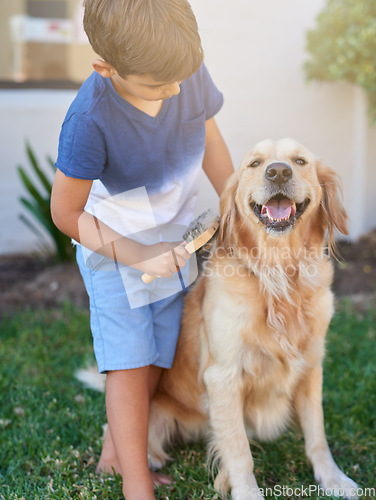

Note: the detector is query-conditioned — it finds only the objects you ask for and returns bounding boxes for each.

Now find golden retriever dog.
[148,139,358,499]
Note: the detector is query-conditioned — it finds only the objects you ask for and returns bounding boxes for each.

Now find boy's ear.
[92,59,116,78]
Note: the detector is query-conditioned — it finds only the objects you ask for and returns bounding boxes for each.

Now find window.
[0,0,96,87]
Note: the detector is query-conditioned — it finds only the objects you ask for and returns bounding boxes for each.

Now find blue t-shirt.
[56,64,223,306]
[56,63,223,225]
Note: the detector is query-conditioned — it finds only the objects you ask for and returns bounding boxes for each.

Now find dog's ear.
[316,161,348,254]
[217,172,239,247]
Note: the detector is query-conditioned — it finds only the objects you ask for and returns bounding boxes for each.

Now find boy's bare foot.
[97,462,171,483]
[96,456,122,475]
[96,425,122,475]
[96,458,171,488]
[151,470,173,487]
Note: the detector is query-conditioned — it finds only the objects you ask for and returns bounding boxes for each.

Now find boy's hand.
[133,241,191,278]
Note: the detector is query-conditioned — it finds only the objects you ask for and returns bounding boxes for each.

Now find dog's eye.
[249,160,261,168]
[295,157,307,166]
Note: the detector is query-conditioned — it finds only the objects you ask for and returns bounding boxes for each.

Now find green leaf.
[25,141,53,194]
[19,214,47,240]
[18,214,53,257]
[47,155,57,174]
[18,166,46,208]
[19,197,52,234]
[18,142,74,262]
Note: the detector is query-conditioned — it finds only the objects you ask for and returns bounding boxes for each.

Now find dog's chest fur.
[201,256,332,440]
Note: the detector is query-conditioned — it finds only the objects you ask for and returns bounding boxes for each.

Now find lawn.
[0,301,375,499]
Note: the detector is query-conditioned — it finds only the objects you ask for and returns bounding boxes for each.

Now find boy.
[50,0,233,498]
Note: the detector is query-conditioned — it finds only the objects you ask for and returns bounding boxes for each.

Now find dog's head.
[218,138,348,253]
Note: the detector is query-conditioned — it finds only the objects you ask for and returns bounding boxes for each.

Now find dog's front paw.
[230,478,265,500]
[231,487,265,500]
[317,467,358,499]
[213,467,230,494]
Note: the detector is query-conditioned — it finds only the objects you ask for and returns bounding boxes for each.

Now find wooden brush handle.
[142,273,158,284]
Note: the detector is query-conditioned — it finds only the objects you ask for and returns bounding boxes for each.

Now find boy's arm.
[50,169,190,277]
[202,117,234,195]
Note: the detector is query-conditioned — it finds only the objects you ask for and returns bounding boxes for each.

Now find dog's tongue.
[262,198,295,220]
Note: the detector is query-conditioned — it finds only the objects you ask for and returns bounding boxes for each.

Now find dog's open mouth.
[251,194,310,232]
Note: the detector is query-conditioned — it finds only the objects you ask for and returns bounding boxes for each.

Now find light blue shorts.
[76,245,187,373]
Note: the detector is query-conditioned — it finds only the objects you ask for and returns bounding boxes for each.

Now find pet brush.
[141,209,219,284]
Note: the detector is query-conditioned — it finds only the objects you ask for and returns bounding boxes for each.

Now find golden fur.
[148,139,358,499]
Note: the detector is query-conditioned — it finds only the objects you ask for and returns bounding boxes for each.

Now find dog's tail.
[75,366,106,392]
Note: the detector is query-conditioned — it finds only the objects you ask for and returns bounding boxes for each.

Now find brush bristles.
[183,209,217,243]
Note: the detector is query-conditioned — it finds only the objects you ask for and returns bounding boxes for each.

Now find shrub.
[18,142,74,262]
[305,0,376,123]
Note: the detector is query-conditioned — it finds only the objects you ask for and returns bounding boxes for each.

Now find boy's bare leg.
[97,365,171,486]
[103,365,171,499]
[147,366,173,486]
[106,367,154,500]
[97,427,170,485]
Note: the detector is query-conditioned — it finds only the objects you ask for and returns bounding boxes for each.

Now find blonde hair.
[83,0,203,81]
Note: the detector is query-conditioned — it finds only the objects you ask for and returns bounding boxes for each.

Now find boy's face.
[112,73,182,102]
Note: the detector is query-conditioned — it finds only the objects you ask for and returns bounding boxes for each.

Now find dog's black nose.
[265,162,293,184]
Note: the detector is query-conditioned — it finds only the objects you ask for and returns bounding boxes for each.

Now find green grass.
[0,301,375,499]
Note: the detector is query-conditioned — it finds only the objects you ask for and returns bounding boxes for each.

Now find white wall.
[1,0,375,255]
